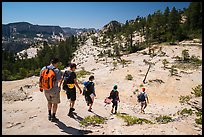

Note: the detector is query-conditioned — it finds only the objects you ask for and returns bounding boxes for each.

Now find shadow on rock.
[55,120,92,135]
[68,112,84,123]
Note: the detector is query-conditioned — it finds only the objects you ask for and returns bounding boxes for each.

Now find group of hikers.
[39,58,149,122]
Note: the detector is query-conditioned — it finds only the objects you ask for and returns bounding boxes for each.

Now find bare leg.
[144,102,147,109]
[111,108,114,113]
[141,102,144,113]
[48,103,52,119]
[48,103,52,111]
[53,104,58,114]
[115,102,118,113]
[89,97,94,110]
[142,102,147,113]
[70,101,75,108]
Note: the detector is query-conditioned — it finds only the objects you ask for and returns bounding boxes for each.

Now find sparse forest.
[2,36,78,80]
[2,2,202,81]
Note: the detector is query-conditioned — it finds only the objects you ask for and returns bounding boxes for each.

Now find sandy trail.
[2,40,202,135]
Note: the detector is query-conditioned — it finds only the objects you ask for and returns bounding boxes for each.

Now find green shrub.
[9,73,22,81]
[133,89,139,94]
[173,54,201,70]
[169,65,178,76]
[126,74,133,80]
[191,84,202,97]
[79,115,106,126]
[182,49,190,61]
[2,69,11,81]
[190,55,202,65]
[116,113,153,126]
[120,59,130,68]
[19,68,28,78]
[195,117,202,125]
[91,68,96,71]
[143,59,154,65]
[179,108,193,115]
[34,68,41,76]
[76,68,91,78]
[156,115,172,124]
[58,62,65,70]
[27,70,35,77]
[179,95,192,104]
[195,110,202,117]
[162,59,169,68]
[174,55,182,61]
[113,61,118,69]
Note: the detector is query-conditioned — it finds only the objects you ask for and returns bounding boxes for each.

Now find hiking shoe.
[113,112,117,114]
[48,115,52,121]
[68,112,74,118]
[51,116,59,122]
[70,108,75,112]
[88,109,92,112]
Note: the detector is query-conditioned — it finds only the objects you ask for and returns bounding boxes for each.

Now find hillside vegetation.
[2,2,202,81]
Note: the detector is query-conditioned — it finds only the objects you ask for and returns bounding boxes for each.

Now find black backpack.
[137,92,145,102]
[110,90,118,100]
[83,81,91,95]
[62,71,72,90]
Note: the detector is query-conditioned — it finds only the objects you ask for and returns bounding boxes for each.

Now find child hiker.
[83,75,96,112]
[137,87,149,114]
[109,84,120,114]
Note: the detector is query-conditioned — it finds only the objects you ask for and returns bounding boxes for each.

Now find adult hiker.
[39,58,62,122]
[83,75,96,112]
[137,87,149,114]
[109,84,120,114]
[62,63,82,117]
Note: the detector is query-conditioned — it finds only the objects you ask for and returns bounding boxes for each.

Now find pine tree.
[163,6,170,41]
[168,7,180,42]
[151,10,164,43]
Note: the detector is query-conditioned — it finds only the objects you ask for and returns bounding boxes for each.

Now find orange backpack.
[39,66,56,90]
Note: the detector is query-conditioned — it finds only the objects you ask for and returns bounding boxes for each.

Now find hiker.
[62,63,82,117]
[39,58,62,122]
[137,87,149,114]
[83,75,96,112]
[109,84,120,114]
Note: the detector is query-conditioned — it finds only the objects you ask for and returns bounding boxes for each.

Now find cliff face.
[2,22,65,37]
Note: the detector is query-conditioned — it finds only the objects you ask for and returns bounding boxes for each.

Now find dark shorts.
[112,99,118,107]
[141,101,147,107]
[66,87,76,101]
[85,95,93,104]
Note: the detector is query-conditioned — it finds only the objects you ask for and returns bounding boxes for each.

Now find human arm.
[146,95,149,104]
[39,67,44,92]
[58,71,65,90]
[92,83,96,96]
[74,79,82,94]
[55,69,63,91]
[117,92,120,102]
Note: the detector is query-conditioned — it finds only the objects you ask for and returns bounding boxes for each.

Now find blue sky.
[2,2,190,29]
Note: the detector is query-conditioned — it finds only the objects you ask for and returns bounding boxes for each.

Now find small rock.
[19,125,24,129]
[19,87,23,91]
[194,127,201,131]
[29,115,37,119]
[109,117,114,120]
